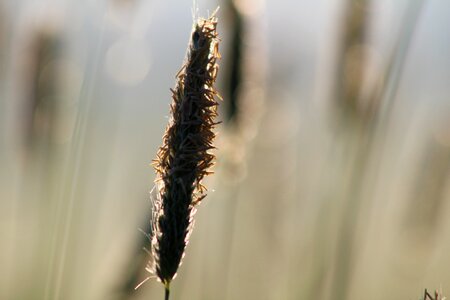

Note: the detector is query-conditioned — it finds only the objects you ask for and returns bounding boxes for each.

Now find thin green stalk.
[165,283,170,300]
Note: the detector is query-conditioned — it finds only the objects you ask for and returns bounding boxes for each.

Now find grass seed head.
[150,14,220,287]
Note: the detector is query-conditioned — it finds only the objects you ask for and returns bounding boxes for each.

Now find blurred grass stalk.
[324,1,427,299]
[200,0,268,299]
[0,8,103,299]
[0,22,67,299]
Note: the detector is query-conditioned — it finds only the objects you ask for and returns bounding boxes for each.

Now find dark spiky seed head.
[149,15,220,287]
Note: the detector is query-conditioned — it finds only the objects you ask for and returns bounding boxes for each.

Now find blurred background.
[1,0,450,299]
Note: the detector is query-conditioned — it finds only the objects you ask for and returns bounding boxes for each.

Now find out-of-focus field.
[1,0,450,299]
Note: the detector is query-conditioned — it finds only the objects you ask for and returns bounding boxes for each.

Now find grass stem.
[164,284,170,300]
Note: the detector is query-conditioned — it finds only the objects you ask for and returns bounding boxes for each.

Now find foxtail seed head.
[150,14,220,288]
